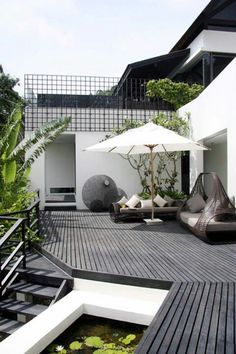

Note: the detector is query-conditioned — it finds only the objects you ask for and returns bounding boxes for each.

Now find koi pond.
[42,314,147,353]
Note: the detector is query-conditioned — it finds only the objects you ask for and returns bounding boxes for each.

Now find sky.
[1,0,210,93]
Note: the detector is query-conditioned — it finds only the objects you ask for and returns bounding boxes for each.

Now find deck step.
[0,299,47,317]
[0,316,24,335]
[7,281,58,299]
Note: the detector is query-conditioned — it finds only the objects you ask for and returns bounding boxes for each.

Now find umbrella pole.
[149,145,155,220]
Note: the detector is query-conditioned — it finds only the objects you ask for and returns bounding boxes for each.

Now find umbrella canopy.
[85,122,206,155]
[85,122,207,221]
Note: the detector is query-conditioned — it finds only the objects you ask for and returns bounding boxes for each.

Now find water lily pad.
[93,350,128,354]
[69,341,82,350]
[104,343,116,349]
[85,336,104,348]
[121,334,136,345]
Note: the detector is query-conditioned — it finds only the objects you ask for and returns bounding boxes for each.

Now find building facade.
[26,0,236,209]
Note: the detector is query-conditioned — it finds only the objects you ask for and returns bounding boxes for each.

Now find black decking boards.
[39,211,236,353]
[40,211,236,283]
[136,282,235,354]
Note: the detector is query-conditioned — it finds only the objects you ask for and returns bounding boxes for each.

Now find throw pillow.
[125,195,141,208]
[187,193,206,213]
[117,196,128,206]
[164,195,174,207]
[140,199,153,209]
[154,194,168,207]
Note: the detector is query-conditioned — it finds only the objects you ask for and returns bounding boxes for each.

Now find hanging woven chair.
[177,172,236,243]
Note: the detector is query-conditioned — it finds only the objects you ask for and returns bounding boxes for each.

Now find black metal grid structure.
[24,74,173,132]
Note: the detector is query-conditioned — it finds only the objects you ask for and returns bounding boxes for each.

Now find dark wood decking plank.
[216,282,228,354]
[226,283,235,354]
[136,282,183,353]
[136,282,236,354]
[196,282,217,353]
[183,282,211,353]
[144,230,235,282]
[40,212,236,283]
[205,282,222,354]
[149,282,195,354]
[170,282,205,353]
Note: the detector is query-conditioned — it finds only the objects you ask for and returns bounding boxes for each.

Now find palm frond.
[7,116,71,162]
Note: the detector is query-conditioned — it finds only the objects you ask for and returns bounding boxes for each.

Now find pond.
[42,314,147,353]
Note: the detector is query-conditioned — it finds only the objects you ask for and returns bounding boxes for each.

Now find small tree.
[0,66,23,130]
[146,78,203,110]
[110,78,203,197]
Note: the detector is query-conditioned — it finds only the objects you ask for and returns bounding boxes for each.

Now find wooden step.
[7,281,58,299]
[0,316,24,335]
[0,299,47,317]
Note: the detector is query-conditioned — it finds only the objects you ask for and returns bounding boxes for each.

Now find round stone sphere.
[82,175,118,211]
[116,188,128,200]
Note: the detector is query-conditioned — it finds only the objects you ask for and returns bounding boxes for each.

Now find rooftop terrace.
[38,210,236,353]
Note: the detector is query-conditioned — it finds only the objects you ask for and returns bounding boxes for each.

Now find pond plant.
[48,334,138,353]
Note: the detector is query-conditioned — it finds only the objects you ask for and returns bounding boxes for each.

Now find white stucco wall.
[25,132,46,208]
[45,142,75,195]
[179,57,236,198]
[204,141,227,193]
[75,132,141,209]
[183,30,236,68]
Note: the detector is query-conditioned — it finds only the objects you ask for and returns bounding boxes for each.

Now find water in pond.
[42,314,147,353]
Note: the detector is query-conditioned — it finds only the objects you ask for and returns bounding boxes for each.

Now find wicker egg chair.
[177,172,236,243]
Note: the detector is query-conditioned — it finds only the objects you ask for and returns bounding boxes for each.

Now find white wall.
[76,132,141,209]
[45,142,75,195]
[25,132,46,208]
[204,141,227,193]
[183,30,236,68]
[179,57,236,198]
[27,130,182,210]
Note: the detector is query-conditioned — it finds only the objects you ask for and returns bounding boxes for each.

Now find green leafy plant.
[106,78,201,195]
[48,334,137,353]
[0,105,70,245]
[0,66,23,131]
[146,78,203,110]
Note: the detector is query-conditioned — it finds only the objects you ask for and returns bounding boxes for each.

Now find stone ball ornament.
[82,175,121,211]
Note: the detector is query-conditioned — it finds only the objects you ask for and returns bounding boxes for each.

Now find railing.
[24,74,174,132]
[0,196,40,297]
[0,217,26,297]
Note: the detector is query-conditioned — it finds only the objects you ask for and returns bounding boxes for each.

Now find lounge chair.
[177,172,236,243]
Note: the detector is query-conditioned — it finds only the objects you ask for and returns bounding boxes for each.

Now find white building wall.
[45,143,75,195]
[76,132,142,209]
[179,57,236,198]
[26,129,182,210]
[183,30,236,68]
[25,132,46,208]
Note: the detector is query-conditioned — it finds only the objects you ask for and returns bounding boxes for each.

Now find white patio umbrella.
[85,122,207,222]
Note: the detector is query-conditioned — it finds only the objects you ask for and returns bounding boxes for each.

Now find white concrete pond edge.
[0,279,168,354]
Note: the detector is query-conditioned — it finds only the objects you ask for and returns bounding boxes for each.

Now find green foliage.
[69,341,82,350]
[146,78,203,110]
[49,334,137,353]
[110,114,188,195]
[159,189,186,200]
[0,66,23,131]
[0,105,70,244]
[85,336,104,348]
[107,78,199,195]
[119,334,136,345]
[96,85,117,96]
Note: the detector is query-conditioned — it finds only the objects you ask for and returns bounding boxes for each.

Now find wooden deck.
[39,211,236,353]
[40,210,236,283]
